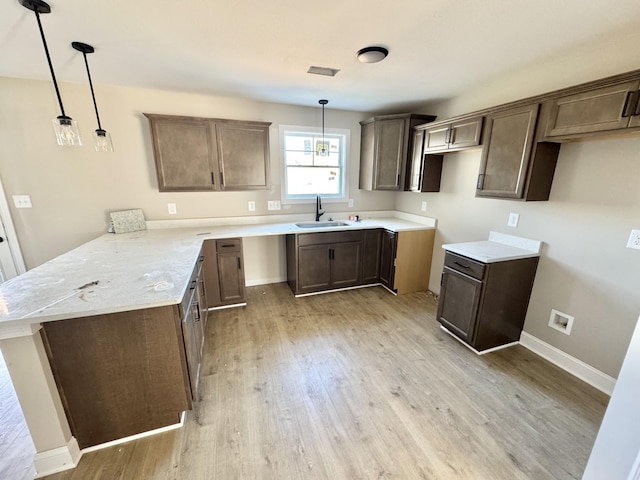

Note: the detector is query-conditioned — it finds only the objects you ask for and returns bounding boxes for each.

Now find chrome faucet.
[315,195,324,222]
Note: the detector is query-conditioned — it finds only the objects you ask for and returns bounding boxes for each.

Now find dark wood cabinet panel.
[297,244,332,293]
[361,229,382,284]
[359,113,436,191]
[423,116,483,153]
[476,104,560,201]
[379,230,397,291]
[215,121,270,190]
[146,116,216,192]
[331,242,361,288]
[408,129,443,193]
[544,80,640,138]
[145,114,271,192]
[203,238,246,308]
[437,252,539,352]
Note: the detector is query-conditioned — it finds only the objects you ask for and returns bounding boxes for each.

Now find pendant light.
[19,0,82,146]
[318,99,328,157]
[72,42,114,152]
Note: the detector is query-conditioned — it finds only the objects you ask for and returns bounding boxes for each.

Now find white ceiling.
[2,0,640,112]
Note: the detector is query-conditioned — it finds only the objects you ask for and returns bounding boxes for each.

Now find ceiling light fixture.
[319,99,328,157]
[19,0,82,146]
[356,46,389,64]
[72,42,113,152]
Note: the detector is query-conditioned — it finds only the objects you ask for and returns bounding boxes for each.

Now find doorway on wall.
[0,176,26,281]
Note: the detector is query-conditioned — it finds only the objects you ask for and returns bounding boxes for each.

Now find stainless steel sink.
[295,221,350,228]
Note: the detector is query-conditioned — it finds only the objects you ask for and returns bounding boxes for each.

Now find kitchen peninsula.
[0,213,435,477]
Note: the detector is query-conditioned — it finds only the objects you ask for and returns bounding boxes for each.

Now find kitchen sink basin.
[295,221,350,228]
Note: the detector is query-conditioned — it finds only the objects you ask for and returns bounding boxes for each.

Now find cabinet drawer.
[297,230,362,246]
[216,238,241,253]
[444,252,485,280]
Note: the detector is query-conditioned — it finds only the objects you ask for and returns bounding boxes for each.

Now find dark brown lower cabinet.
[361,229,382,284]
[286,230,363,295]
[203,238,246,308]
[379,230,397,291]
[437,252,538,352]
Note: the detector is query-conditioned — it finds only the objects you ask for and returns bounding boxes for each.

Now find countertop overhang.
[0,215,435,337]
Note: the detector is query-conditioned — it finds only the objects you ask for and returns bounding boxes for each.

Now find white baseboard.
[519,331,616,396]
[34,436,81,478]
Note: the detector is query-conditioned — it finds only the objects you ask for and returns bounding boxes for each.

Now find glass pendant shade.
[94,129,113,152]
[53,115,82,146]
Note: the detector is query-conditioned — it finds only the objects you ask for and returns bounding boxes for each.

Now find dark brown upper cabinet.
[359,113,436,191]
[476,104,560,201]
[543,80,640,140]
[145,114,271,192]
[407,128,442,193]
[422,116,484,153]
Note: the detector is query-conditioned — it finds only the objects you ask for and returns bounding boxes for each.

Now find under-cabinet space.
[145,113,271,192]
[203,238,246,308]
[407,127,443,192]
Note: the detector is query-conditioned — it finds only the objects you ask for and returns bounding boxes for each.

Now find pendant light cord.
[33,9,66,118]
[81,52,103,131]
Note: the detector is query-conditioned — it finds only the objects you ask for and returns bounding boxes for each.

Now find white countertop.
[0,216,434,336]
[442,231,542,263]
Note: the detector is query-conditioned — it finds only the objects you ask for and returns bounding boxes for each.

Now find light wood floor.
[10,283,609,479]
[0,350,36,480]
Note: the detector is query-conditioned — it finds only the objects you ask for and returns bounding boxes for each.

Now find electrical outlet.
[348,198,354,208]
[167,203,177,215]
[248,201,255,212]
[508,212,520,227]
[627,229,640,250]
[267,201,281,211]
[13,195,32,208]
[421,201,427,212]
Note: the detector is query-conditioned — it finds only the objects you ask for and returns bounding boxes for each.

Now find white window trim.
[279,124,350,205]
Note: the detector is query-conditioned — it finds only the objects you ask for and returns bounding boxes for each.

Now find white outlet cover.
[626,229,640,250]
[13,195,32,208]
[167,203,177,214]
[421,201,427,211]
[348,198,354,208]
[508,212,520,227]
[248,201,256,211]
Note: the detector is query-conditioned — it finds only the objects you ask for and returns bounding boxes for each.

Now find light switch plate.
[13,195,32,208]
[248,201,256,212]
[627,229,640,250]
[508,212,520,227]
[421,201,427,212]
[267,201,281,211]
[348,198,354,208]
[167,203,177,215]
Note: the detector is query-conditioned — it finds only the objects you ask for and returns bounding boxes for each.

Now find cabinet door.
[217,252,245,304]
[449,117,483,150]
[331,242,361,288]
[544,80,639,138]
[146,115,216,192]
[437,267,482,344]
[379,230,397,290]
[477,104,539,199]
[182,290,201,400]
[374,118,406,190]
[215,121,271,190]
[424,124,450,152]
[297,244,331,293]
[362,229,382,283]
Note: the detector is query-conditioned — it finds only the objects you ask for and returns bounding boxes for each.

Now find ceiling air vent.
[307,66,340,77]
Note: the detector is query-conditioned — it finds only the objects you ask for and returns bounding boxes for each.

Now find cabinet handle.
[445,128,451,145]
[190,279,197,290]
[237,257,241,270]
[199,255,204,262]
[476,174,485,189]
[210,171,215,185]
[454,261,471,269]
[220,171,224,186]
[634,91,640,116]
[194,301,201,322]
[221,244,235,248]
[622,91,638,118]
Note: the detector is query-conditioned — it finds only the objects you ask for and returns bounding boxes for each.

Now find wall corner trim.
[34,436,82,478]
[519,331,616,395]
